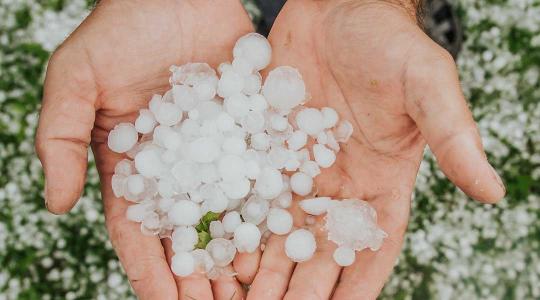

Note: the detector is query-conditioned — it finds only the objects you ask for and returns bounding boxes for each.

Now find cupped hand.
[242,1,506,299]
[35,0,253,299]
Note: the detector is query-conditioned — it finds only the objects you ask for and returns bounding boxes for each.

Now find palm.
[37,0,252,299]
[244,1,505,299]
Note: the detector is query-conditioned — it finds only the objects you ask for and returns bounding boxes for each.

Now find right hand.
[35,1,253,299]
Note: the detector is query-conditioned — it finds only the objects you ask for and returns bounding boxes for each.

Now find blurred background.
[0,0,539,299]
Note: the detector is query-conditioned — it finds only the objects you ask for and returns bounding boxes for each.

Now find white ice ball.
[285,229,316,262]
[173,84,197,111]
[188,137,221,163]
[287,130,308,151]
[233,222,262,253]
[321,107,339,128]
[262,66,306,111]
[295,108,324,136]
[135,109,157,134]
[134,149,164,178]
[254,167,284,199]
[155,102,183,126]
[171,226,199,252]
[209,221,225,238]
[333,246,355,267]
[171,252,195,277]
[266,208,293,235]
[108,123,138,153]
[168,200,201,226]
[206,238,237,267]
[299,197,333,215]
[233,32,272,71]
[290,172,313,196]
[313,144,336,168]
[222,211,242,233]
[217,71,244,98]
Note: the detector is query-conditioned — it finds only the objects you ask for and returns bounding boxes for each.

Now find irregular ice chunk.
[285,229,316,262]
[333,246,355,267]
[325,199,387,251]
[313,144,336,168]
[169,63,216,86]
[266,208,293,235]
[114,159,134,176]
[108,123,138,153]
[233,32,272,71]
[171,252,195,277]
[335,120,354,143]
[111,174,127,197]
[126,202,154,222]
[299,197,333,215]
[233,222,261,253]
[262,66,306,111]
[168,200,201,226]
[290,172,313,196]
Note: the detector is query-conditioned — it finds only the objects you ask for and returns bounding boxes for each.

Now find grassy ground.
[0,0,538,299]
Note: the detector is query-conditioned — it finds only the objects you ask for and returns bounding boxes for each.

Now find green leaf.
[195,211,220,233]
[196,231,211,249]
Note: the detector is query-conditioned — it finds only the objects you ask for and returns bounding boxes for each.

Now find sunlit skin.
[35,0,253,299]
[36,0,505,299]
[234,1,505,299]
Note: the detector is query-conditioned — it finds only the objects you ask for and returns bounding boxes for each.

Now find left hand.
[235,0,506,299]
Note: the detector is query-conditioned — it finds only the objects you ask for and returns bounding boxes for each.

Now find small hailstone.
[285,229,316,262]
[218,154,246,180]
[335,120,354,142]
[172,85,197,111]
[134,149,164,178]
[111,175,126,197]
[290,172,313,196]
[135,109,157,134]
[270,114,289,132]
[262,66,306,111]
[197,101,222,121]
[255,167,283,199]
[158,197,175,212]
[242,111,266,133]
[313,144,336,168]
[191,249,215,274]
[316,131,328,144]
[209,221,225,238]
[172,226,199,252]
[232,57,253,76]
[148,94,162,115]
[126,202,155,222]
[220,178,251,200]
[233,32,272,71]
[199,163,219,184]
[233,222,262,253]
[300,160,321,178]
[168,200,201,226]
[217,71,244,98]
[155,102,183,126]
[242,73,262,95]
[194,77,217,101]
[180,118,200,138]
[171,252,195,277]
[299,197,333,215]
[333,246,355,267]
[250,132,270,151]
[188,137,221,163]
[114,159,134,176]
[169,63,216,86]
[286,130,308,151]
[218,62,232,75]
[241,196,270,225]
[326,130,340,151]
[222,211,242,233]
[266,208,293,235]
[274,191,292,208]
[216,112,235,132]
[268,146,289,169]
[249,94,268,112]
[188,109,200,120]
[108,123,138,153]
[206,238,236,267]
[325,199,387,251]
[126,174,145,195]
[171,161,201,191]
[295,108,324,136]
[245,160,261,180]
[224,94,250,119]
[321,107,339,128]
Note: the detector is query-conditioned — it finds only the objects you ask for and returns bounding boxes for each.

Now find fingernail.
[489,165,505,192]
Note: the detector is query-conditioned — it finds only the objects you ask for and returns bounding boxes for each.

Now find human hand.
[243,1,506,299]
[35,1,253,299]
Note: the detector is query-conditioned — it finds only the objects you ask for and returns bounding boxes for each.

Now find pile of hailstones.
[108,33,387,278]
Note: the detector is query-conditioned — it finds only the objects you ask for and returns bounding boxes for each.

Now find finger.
[162,239,214,300]
[404,43,505,203]
[95,145,178,300]
[35,47,98,214]
[232,248,261,284]
[211,265,246,300]
[332,191,410,300]
[283,218,341,300]
[247,234,295,300]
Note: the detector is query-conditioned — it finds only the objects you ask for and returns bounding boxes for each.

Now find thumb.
[404,42,505,203]
[35,46,98,214]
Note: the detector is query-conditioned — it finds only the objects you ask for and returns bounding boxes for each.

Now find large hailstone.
[325,199,387,251]
[108,123,138,153]
[233,222,261,253]
[285,229,317,262]
[262,66,306,111]
[233,32,272,71]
